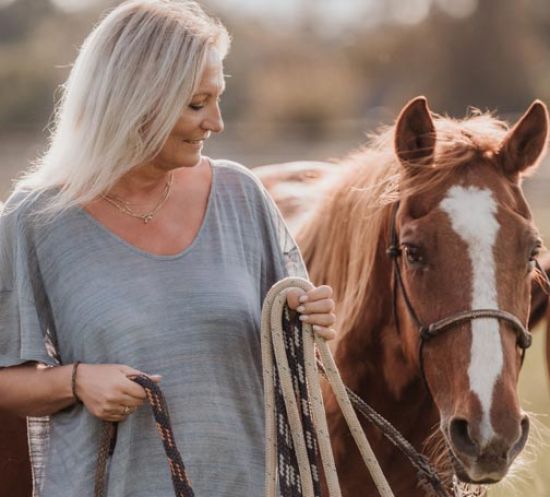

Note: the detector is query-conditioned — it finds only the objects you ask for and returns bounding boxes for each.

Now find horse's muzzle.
[447,414,529,483]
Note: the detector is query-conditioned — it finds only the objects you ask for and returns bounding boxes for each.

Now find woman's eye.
[189,103,204,111]
[403,245,424,265]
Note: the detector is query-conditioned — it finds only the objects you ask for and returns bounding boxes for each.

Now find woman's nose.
[203,103,224,133]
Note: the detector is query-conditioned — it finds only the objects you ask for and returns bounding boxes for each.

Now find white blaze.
[440,185,502,444]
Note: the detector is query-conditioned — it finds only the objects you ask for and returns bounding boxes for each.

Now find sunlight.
[436,0,478,19]
[49,0,100,13]
[389,0,431,25]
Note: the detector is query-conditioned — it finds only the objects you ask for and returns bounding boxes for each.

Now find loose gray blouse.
[0,159,307,497]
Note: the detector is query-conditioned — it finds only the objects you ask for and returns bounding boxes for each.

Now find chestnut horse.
[257,97,550,496]
[1,98,550,496]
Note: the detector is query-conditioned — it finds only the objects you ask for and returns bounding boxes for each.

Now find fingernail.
[296,306,305,313]
[312,325,320,332]
[299,315,308,321]
[299,295,308,303]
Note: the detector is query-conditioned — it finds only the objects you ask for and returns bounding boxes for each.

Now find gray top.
[0,159,307,497]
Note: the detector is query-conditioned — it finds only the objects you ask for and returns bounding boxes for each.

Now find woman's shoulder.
[1,188,38,224]
[1,187,53,226]
[210,158,282,219]
[211,158,266,192]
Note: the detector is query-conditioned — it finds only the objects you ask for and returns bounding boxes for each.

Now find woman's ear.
[497,100,549,178]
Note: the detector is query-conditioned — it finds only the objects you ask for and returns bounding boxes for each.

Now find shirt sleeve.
[0,195,60,368]
[260,184,309,280]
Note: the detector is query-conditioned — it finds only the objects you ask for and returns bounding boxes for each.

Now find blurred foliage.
[0,0,550,136]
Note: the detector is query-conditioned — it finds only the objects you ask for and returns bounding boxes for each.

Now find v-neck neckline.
[74,160,216,260]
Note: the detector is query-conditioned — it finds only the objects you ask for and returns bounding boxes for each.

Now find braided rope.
[266,286,320,497]
[261,277,395,497]
[95,423,116,497]
[277,305,323,497]
[95,376,194,497]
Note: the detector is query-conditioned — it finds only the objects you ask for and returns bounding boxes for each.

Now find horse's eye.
[403,245,424,265]
[528,240,542,270]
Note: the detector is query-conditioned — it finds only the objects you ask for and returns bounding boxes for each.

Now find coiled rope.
[261,277,395,497]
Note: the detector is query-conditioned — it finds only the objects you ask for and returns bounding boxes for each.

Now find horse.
[255,96,550,496]
[0,412,32,497]
[1,98,550,497]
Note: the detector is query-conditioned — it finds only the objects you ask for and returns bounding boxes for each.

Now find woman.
[0,1,336,496]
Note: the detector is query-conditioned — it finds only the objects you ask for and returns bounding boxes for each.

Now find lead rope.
[261,277,395,497]
[94,376,195,497]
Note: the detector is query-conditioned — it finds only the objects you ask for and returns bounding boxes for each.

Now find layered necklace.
[101,172,174,224]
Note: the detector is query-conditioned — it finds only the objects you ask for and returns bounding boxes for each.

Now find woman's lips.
[182,138,204,147]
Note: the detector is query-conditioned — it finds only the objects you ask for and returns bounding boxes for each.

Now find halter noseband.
[387,202,536,386]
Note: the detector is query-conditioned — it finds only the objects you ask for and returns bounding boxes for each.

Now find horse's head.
[393,97,548,483]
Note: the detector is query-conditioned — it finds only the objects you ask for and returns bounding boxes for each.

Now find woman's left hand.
[286,285,336,340]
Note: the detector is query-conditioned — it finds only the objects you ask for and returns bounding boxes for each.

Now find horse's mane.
[297,111,511,339]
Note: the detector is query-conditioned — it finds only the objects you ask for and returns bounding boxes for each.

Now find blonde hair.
[16,0,230,215]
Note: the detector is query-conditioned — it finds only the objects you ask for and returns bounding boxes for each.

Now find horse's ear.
[395,96,436,171]
[498,100,549,177]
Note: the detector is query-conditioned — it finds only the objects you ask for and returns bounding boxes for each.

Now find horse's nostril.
[449,417,480,459]
[509,415,529,460]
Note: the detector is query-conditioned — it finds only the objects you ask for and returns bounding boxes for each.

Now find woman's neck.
[110,164,172,200]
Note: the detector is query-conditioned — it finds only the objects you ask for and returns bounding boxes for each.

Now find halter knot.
[517,332,532,350]
[419,326,435,341]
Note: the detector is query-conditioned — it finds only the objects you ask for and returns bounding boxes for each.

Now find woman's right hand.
[74,363,161,422]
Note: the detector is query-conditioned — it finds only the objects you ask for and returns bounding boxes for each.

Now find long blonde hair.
[16,0,230,215]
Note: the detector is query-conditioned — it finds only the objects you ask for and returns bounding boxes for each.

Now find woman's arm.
[0,362,74,417]
[0,362,161,420]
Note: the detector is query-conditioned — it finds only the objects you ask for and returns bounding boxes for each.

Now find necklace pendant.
[143,214,153,224]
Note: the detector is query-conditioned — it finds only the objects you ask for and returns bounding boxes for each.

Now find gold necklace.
[101,172,174,224]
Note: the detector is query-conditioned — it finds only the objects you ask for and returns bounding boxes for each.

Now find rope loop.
[261,277,395,497]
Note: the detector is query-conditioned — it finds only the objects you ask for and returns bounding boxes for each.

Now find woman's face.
[152,48,225,171]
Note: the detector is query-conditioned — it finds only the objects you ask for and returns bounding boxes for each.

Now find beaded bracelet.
[72,361,82,403]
